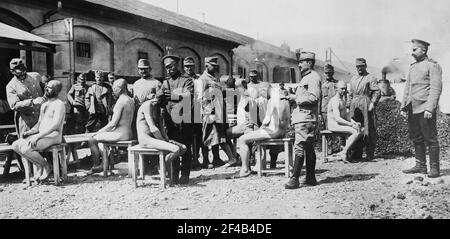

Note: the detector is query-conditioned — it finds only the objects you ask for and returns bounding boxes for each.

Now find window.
[76,42,91,58]
[138,51,148,61]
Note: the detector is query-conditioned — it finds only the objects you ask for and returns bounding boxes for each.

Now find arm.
[67,85,75,105]
[369,76,381,107]
[260,99,273,127]
[424,63,443,113]
[85,87,92,112]
[6,84,35,113]
[98,99,123,133]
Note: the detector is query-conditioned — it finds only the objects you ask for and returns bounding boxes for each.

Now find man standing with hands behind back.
[401,39,443,178]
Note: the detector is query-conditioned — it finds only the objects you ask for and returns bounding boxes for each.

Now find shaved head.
[112,78,128,97]
[337,80,347,89]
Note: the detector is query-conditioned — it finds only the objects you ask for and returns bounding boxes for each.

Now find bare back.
[113,94,135,138]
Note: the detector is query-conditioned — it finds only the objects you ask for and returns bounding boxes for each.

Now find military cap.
[162,55,180,66]
[205,56,219,66]
[94,70,103,76]
[355,58,367,66]
[411,39,430,50]
[137,59,151,68]
[9,58,25,70]
[324,64,334,73]
[299,52,315,61]
[249,70,258,76]
[78,73,87,80]
[183,57,195,66]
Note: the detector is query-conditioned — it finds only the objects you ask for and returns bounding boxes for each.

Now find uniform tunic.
[6,72,44,137]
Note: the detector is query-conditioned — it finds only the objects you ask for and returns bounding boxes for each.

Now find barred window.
[76,42,91,58]
[138,51,148,61]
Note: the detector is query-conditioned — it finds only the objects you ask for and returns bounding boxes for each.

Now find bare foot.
[39,163,52,181]
[221,158,238,169]
[33,165,43,181]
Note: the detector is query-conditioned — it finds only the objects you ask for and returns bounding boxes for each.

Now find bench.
[102,140,137,177]
[63,133,96,167]
[127,145,173,188]
[320,130,351,163]
[0,143,24,177]
[254,138,294,177]
[19,143,67,186]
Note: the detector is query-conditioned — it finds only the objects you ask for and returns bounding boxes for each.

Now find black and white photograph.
[1,0,450,221]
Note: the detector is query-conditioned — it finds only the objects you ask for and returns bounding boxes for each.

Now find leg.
[365,111,377,160]
[403,112,427,174]
[159,152,166,188]
[102,143,109,177]
[420,112,440,177]
[285,123,313,189]
[88,138,102,169]
[139,154,145,179]
[85,113,98,133]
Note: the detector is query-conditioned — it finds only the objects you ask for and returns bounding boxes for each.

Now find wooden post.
[52,149,60,186]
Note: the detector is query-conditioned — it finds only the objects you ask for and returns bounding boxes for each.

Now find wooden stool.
[21,144,67,186]
[320,130,350,163]
[102,140,137,177]
[127,145,173,188]
[255,138,294,177]
[0,143,24,177]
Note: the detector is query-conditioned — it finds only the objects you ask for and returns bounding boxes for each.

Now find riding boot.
[403,143,427,174]
[284,154,304,189]
[428,145,440,178]
[304,146,317,186]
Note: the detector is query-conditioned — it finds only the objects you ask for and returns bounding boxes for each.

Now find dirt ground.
[1,148,450,219]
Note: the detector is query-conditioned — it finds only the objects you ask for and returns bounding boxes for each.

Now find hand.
[368,102,374,112]
[33,97,46,105]
[424,111,433,119]
[168,139,177,145]
[400,111,408,118]
[23,130,37,138]
[29,135,39,148]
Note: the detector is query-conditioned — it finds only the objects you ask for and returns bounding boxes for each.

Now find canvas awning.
[0,22,56,53]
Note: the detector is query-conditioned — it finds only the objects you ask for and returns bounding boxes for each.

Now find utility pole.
[176,0,179,14]
[325,47,332,64]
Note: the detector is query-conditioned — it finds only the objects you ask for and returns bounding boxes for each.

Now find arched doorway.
[124,38,164,78]
[176,46,201,74]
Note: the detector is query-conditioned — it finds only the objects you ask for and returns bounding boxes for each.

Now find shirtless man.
[88,79,135,174]
[235,88,291,177]
[12,80,65,181]
[327,81,362,163]
[136,92,186,164]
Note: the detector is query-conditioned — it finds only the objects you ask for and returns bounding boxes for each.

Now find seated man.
[12,80,65,181]
[136,91,186,168]
[88,79,135,174]
[235,88,291,177]
[327,81,362,163]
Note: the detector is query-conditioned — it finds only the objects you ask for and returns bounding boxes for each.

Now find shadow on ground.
[319,173,379,185]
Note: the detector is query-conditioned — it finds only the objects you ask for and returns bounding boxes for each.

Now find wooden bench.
[127,145,173,188]
[0,143,24,177]
[102,140,137,177]
[255,138,294,177]
[320,130,350,163]
[19,143,67,186]
[63,133,96,167]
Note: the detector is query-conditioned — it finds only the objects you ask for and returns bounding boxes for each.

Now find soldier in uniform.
[198,56,237,168]
[133,59,162,108]
[401,39,443,178]
[321,64,341,155]
[160,55,194,184]
[285,52,321,189]
[6,58,46,138]
[183,57,207,170]
[85,70,113,133]
[67,73,89,134]
[348,58,380,161]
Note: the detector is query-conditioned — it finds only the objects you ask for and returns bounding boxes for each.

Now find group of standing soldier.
[3,37,444,187]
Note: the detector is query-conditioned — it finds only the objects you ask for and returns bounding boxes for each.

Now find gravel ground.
[1,148,450,219]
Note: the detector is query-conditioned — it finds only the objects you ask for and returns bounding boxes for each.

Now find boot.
[403,143,427,174]
[284,177,300,189]
[285,154,304,189]
[428,146,440,178]
[303,148,317,186]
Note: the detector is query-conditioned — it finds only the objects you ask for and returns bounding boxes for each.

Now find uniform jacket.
[85,83,112,115]
[401,56,442,114]
[6,72,43,137]
[161,71,194,124]
[291,69,322,124]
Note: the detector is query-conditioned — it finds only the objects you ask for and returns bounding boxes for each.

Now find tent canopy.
[0,22,56,52]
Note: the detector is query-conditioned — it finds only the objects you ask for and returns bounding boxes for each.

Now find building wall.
[0,0,234,85]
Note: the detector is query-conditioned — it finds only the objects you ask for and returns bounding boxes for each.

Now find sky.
[139,0,450,72]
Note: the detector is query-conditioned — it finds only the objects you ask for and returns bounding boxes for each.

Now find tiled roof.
[85,0,254,45]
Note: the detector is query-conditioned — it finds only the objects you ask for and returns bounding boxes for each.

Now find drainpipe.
[44,1,62,23]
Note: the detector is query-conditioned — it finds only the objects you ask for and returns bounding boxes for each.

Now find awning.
[0,22,56,53]
[0,22,55,45]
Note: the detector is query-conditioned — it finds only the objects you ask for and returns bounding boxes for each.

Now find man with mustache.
[12,80,65,181]
[401,39,443,178]
[6,58,46,138]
